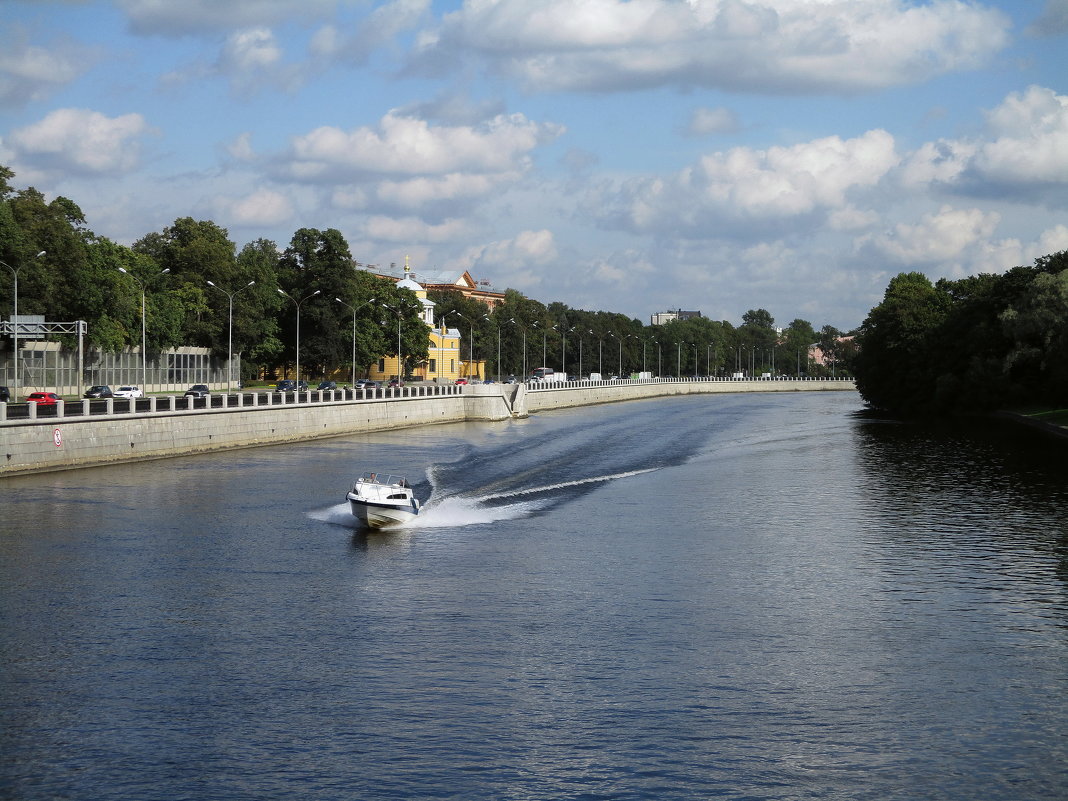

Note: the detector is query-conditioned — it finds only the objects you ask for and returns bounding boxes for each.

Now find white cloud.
[362,215,472,243]
[221,27,283,72]
[413,0,1010,93]
[227,132,256,162]
[857,205,1002,266]
[976,86,1068,185]
[375,171,523,209]
[117,0,342,36]
[279,110,564,182]
[311,0,430,65]
[595,128,899,236]
[902,86,1068,196]
[6,108,151,175]
[0,32,90,107]
[686,106,740,136]
[225,188,295,227]
[452,230,559,288]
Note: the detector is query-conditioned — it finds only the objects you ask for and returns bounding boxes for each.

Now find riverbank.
[995,407,1068,444]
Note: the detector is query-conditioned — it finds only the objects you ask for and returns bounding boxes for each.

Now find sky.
[2,0,1068,331]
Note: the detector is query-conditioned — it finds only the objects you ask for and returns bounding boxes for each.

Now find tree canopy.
[854,253,1068,415]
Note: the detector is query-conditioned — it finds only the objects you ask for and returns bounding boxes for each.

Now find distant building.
[367,259,485,383]
[650,309,703,325]
[364,262,506,309]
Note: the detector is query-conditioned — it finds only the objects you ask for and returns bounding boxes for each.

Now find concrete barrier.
[0,379,855,476]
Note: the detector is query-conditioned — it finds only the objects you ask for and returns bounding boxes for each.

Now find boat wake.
[313,397,726,532]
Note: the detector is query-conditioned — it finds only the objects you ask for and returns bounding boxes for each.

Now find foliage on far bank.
[2,164,851,381]
[854,251,1068,416]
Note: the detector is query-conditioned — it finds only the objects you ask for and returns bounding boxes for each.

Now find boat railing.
[355,472,409,489]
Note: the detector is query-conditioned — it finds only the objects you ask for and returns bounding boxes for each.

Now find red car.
[26,392,61,405]
[454,378,468,385]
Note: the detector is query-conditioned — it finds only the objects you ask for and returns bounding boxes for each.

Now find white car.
[114,385,143,398]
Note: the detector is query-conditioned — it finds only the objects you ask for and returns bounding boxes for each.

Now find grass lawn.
[1010,406,1068,427]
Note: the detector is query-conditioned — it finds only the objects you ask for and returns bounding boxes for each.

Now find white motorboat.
[346,472,420,529]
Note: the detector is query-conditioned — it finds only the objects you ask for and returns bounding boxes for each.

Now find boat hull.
[347,493,418,529]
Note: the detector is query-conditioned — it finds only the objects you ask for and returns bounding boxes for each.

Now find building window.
[429,358,437,373]
[378,358,385,373]
[450,359,455,372]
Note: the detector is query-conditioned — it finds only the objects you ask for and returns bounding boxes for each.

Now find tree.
[277,228,367,377]
[855,272,949,414]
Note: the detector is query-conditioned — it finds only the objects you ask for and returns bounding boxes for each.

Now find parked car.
[0,385,9,402]
[114,386,143,398]
[355,379,379,390]
[26,392,61,405]
[274,379,308,392]
[454,378,468,385]
[84,385,114,398]
[184,384,210,398]
[387,378,404,388]
[317,381,337,391]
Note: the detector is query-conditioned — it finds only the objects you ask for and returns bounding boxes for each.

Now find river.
[2,391,1067,800]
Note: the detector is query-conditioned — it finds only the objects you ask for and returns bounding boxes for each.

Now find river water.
[2,392,1067,800]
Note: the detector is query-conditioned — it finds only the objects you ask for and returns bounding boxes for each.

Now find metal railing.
[0,384,466,424]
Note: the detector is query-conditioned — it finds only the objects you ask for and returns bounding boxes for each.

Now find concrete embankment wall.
[1,380,853,477]
[524,378,854,412]
[0,387,516,477]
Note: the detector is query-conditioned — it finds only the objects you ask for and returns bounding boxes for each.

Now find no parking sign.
[53,428,63,448]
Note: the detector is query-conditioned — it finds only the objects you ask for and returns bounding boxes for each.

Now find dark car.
[0,385,9,402]
[274,380,308,392]
[317,381,337,391]
[184,384,210,398]
[387,378,404,388]
[84,385,114,398]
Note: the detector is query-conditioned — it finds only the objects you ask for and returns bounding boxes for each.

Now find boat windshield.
[356,472,410,488]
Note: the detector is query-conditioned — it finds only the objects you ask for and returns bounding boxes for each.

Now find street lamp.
[563,326,575,378]
[2,249,45,400]
[119,265,169,393]
[276,288,320,387]
[207,280,255,393]
[507,318,526,379]
[335,296,376,388]
[607,332,620,378]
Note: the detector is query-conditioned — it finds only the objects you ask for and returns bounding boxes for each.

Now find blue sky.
[3,0,1067,330]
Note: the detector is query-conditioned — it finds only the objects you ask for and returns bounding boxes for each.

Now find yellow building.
[368,262,485,383]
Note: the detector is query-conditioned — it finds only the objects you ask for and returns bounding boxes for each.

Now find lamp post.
[694,343,699,378]
[276,288,320,386]
[563,326,575,377]
[335,296,376,388]
[2,250,45,400]
[207,280,255,393]
[607,332,620,377]
[119,265,169,393]
[676,341,682,378]
[507,318,526,379]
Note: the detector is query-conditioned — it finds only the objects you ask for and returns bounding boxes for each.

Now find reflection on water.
[2,392,1068,800]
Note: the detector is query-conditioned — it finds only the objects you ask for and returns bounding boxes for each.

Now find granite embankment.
[1,378,856,476]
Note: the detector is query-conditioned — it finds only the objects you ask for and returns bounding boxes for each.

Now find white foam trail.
[478,467,658,501]
[308,502,358,527]
[413,496,545,528]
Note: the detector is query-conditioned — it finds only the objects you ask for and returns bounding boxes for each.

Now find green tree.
[855,272,949,414]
